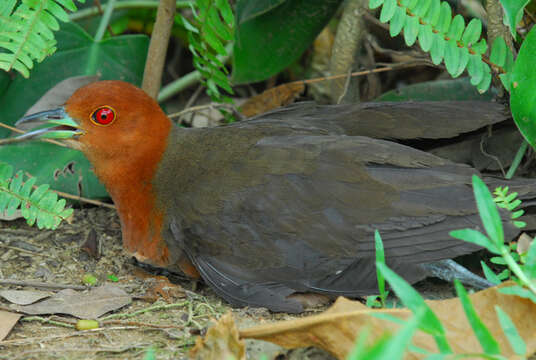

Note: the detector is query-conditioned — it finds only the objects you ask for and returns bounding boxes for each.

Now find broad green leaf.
[472,175,504,246]
[499,0,530,37]
[370,0,385,9]
[376,78,496,101]
[389,6,406,37]
[490,37,508,67]
[0,22,148,199]
[403,16,420,46]
[233,0,341,84]
[236,0,287,23]
[461,18,482,45]
[495,306,527,356]
[511,26,536,149]
[380,0,397,23]
[455,281,501,355]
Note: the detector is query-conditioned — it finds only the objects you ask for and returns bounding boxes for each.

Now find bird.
[15,80,530,313]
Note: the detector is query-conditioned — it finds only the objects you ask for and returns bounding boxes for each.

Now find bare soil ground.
[0,207,459,360]
[0,207,338,360]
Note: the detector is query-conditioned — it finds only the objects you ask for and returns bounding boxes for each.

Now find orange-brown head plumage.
[65,81,172,267]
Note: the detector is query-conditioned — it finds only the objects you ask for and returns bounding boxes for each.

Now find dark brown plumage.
[17,81,529,313]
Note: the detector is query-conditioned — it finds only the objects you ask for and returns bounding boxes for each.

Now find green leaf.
[0,22,149,199]
[436,2,451,33]
[376,262,452,353]
[511,26,536,150]
[495,306,526,356]
[413,0,432,18]
[454,281,501,355]
[447,14,464,41]
[472,175,505,246]
[418,24,434,52]
[444,39,460,76]
[233,0,342,84]
[380,0,397,23]
[216,0,235,27]
[499,0,530,37]
[468,55,484,85]
[461,18,482,45]
[236,0,287,23]
[376,78,496,101]
[403,16,420,46]
[430,34,445,65]
[452,48,469,78]
[425,0,441,25]
[370,0,385,9]
[450,228,499,254]
[476,66,492,93]
[471,38,488,54]
[490,37,507,67]
[499,285,536,303]
[480,261,502,285]
[374,230,386,306]
[390,6,406,37]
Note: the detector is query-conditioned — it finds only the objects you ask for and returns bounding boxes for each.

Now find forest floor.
[0,207,459,360]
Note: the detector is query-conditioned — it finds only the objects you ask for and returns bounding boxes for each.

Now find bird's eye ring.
[90,106,116,126]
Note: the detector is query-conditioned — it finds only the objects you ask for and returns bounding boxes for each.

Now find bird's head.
[17,81,176,268]
[16,80,172,173]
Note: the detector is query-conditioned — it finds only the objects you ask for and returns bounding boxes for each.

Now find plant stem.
[502,248,536,294]
[94,0,117,42]
[142,0,177,98]
[70,1,193,21]
[505,140,528,179]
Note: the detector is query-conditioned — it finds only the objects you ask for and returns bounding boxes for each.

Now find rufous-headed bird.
[16,81,530,312]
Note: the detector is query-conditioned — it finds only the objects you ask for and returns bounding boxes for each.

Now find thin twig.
[21,316,75,328]
[101,319,183,329]
[142,0,177,98]
[0,279,87,290]
[0,243,55,259]
[168,103,237,119]
[99,300,189,321]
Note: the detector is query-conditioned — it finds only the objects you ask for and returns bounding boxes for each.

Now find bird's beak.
[15,107,83,141]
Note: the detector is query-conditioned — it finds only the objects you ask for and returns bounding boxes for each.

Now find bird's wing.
[155,130,511,311]
[237,101,509,140]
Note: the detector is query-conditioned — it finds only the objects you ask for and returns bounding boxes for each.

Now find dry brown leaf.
[240,282,536,359]
[0,289,52,305]
[240,82,305,118]
[190,312,245,360]
[0,310,21,341]
[11,284,131,319]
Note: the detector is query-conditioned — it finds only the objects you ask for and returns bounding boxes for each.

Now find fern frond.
[0,162,73,229]
[370,0,515,93]
[0,0,84,78]
[493,186,526,228]
[178,0,234,102]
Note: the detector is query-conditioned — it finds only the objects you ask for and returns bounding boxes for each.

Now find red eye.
[91,106,116,126]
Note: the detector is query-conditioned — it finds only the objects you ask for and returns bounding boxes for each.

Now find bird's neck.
[89,119,173,268]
